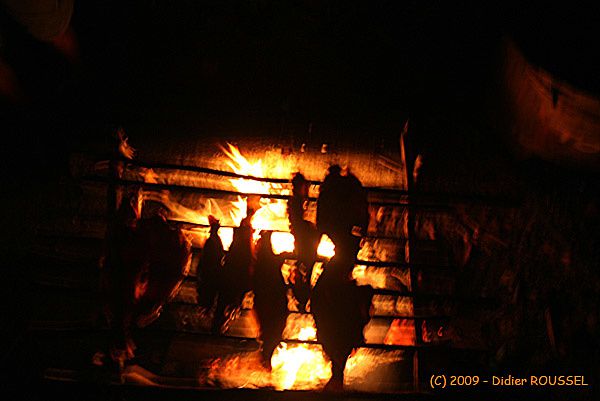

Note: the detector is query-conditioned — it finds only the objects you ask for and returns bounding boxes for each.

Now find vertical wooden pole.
[401,120,422,392]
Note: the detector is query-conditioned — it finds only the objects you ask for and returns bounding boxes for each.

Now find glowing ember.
[352,265,388,289]
[316,234,335,259]
[270,231,295,254]
[271,342,331,390]
[297,326,317,341]
[344,349,408,392]
[207,352,271,389]
[217,227,234,251]
[384,319,416,346]
[271,313,331,390]
[207,347,404,392]
[282,313,317,341]
[207,313,332,391]
[370,294,414,316]
[310,262,325,287]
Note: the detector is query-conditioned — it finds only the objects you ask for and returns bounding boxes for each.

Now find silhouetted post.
[401,120,421,391]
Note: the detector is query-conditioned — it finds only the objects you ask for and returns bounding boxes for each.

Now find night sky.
[1,1,599,184]
[1,2,598,165]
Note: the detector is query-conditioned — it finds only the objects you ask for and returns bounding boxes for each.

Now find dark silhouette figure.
[100,192,191,366]
[252,231,288,369]
[134,213,192,326]
[317,165,369,247]
[311,165,372,390]
[212,212,255,333]
[101,191,142,364]
[196,216,225,310]
[287,173,320,310]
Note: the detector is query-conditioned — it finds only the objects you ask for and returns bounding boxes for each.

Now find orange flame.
[220,143,291,239]
[270,342,332,390]
[207,313,332,390]
[271,314,331,390]
[316,234,335,259]
[221,143,334,259]
[219,144,335,389]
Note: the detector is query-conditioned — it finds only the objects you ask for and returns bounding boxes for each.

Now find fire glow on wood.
[216,144,335,390]
[118,142,416,390]
[206,313,333,390]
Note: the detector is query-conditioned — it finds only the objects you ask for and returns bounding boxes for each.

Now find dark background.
[1,2,599,399]
[2,1,599,179]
